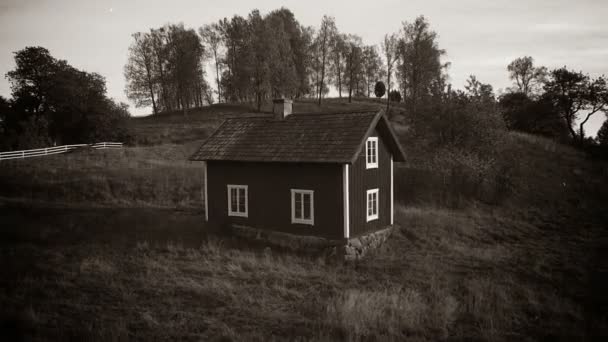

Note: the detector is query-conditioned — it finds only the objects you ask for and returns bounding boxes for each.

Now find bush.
[395,91,512,207]
[374,81,386,98]
[388,90,402,102]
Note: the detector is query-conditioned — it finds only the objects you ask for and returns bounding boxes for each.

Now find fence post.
[22,151,25,159]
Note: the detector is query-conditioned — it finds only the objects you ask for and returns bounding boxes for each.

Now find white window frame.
[366,137,378,169]
[227,184,248,217]
[291,189,314,225]
[366,188,379,222]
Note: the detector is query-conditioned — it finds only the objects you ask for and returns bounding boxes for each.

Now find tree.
[382,33,398,111]
[598,118,608,146]
[507,56,547,97]
[544,67,608,143]
[499,92,569,139]
[343,34,364,103]
[396,16,447,111]
[6,47,58,116]
[464,75,495,105]
[362,45,384,97]
[199,23,224,103]
[125,32,158,114]
[5,46,133,148]
[374,81,386,98]
[330,33,347,98]
[313,15,336,105]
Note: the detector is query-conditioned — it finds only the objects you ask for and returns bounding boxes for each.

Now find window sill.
[366,215,379,222]
[291,219,314,226]
[229,212,248,218]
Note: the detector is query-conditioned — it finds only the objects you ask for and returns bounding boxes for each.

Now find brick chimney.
[273,98,293,120]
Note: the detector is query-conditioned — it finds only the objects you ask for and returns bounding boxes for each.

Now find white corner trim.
[366,188,379,222]
[290,189,314,225]
[203,161,208,222]
[343,164,350,238]
[227,184,248,217]
[390,155,394,225]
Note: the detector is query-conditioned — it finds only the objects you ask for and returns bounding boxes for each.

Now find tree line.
[0,47,131,150]
[125,23,212,116]
[124,8,387,112]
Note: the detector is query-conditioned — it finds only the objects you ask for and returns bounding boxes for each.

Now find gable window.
[227,185,248,217]
[366,188,379,222]
[366,137,378,169]
[291,189,314,225]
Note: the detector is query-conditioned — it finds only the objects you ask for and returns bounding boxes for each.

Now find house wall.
[348,129,392,237]
[207,161,344,240]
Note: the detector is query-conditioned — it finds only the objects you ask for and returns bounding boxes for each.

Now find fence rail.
[0,142,123,161]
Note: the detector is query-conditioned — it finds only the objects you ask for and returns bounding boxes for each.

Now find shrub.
[374,81,386,98]
[388,90,401,103]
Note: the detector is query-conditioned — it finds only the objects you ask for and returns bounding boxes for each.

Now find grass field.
[1,101,607,340]
[1,202,605,340]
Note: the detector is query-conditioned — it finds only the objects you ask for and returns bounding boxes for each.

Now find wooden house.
[190,99,406,242]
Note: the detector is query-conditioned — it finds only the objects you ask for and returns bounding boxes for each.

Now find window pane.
[238,188,245,213]
[295,193,302,218]
[373,193,378,215]
[231,188,237,212]
[372,142,377,163]
[303,193,311,219]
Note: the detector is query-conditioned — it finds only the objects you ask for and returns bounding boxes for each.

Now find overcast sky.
[1,0,607,135]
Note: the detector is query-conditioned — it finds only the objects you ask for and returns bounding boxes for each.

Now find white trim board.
[203,161,208,222]
[343,164,350,238]
[390,155,394,225]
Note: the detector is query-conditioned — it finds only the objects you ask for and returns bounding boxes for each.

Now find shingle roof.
[190,110,405,163]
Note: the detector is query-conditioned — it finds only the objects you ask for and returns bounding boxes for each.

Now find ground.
[0,100,607,341]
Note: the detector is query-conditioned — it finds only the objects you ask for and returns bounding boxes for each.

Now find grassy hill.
[0,101,607,340]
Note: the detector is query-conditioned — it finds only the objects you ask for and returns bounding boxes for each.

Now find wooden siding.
[348,129,392,237]
[207,161,344,240]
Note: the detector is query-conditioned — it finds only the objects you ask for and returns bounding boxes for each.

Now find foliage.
[543,67,608,143]
[396,16,448,111]
[388,90,402,102]
[374,81,386,98]
[199,23,224,103]
[3,47,133,150]
[216,9,312,110]
[499,92,569,139]
[125,24,211,116]
[507,56,548,97]
[598,118,608,146]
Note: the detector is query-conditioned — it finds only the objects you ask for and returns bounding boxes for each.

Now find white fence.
[0,142,123,161]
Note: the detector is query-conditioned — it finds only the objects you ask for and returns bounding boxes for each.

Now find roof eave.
[349,109,406,164]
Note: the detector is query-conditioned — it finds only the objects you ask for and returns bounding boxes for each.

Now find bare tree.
[199,23,224,103]
[382,33,398,111]
[507,56,547,97]
[314,15,336,106]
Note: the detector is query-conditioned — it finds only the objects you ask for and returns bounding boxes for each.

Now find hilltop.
[0,100,607,340]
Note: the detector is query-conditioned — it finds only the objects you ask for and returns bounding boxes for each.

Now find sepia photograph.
[0,0,607,340]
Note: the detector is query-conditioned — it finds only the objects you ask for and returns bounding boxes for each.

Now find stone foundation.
[230,224,395,261]
[343,226,394,261]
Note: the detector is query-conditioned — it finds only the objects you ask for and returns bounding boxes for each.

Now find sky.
[1,0,607,135]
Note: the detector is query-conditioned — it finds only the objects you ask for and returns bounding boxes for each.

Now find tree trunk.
[214,49,221,103]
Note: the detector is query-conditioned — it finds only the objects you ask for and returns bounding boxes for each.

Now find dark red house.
[190,100,405,242]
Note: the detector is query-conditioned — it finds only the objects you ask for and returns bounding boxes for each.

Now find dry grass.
[0,104,606,340]
[1,200,605,341]
[0,143,204,208]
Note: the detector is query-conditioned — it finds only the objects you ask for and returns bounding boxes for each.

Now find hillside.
[0,101,607,340]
